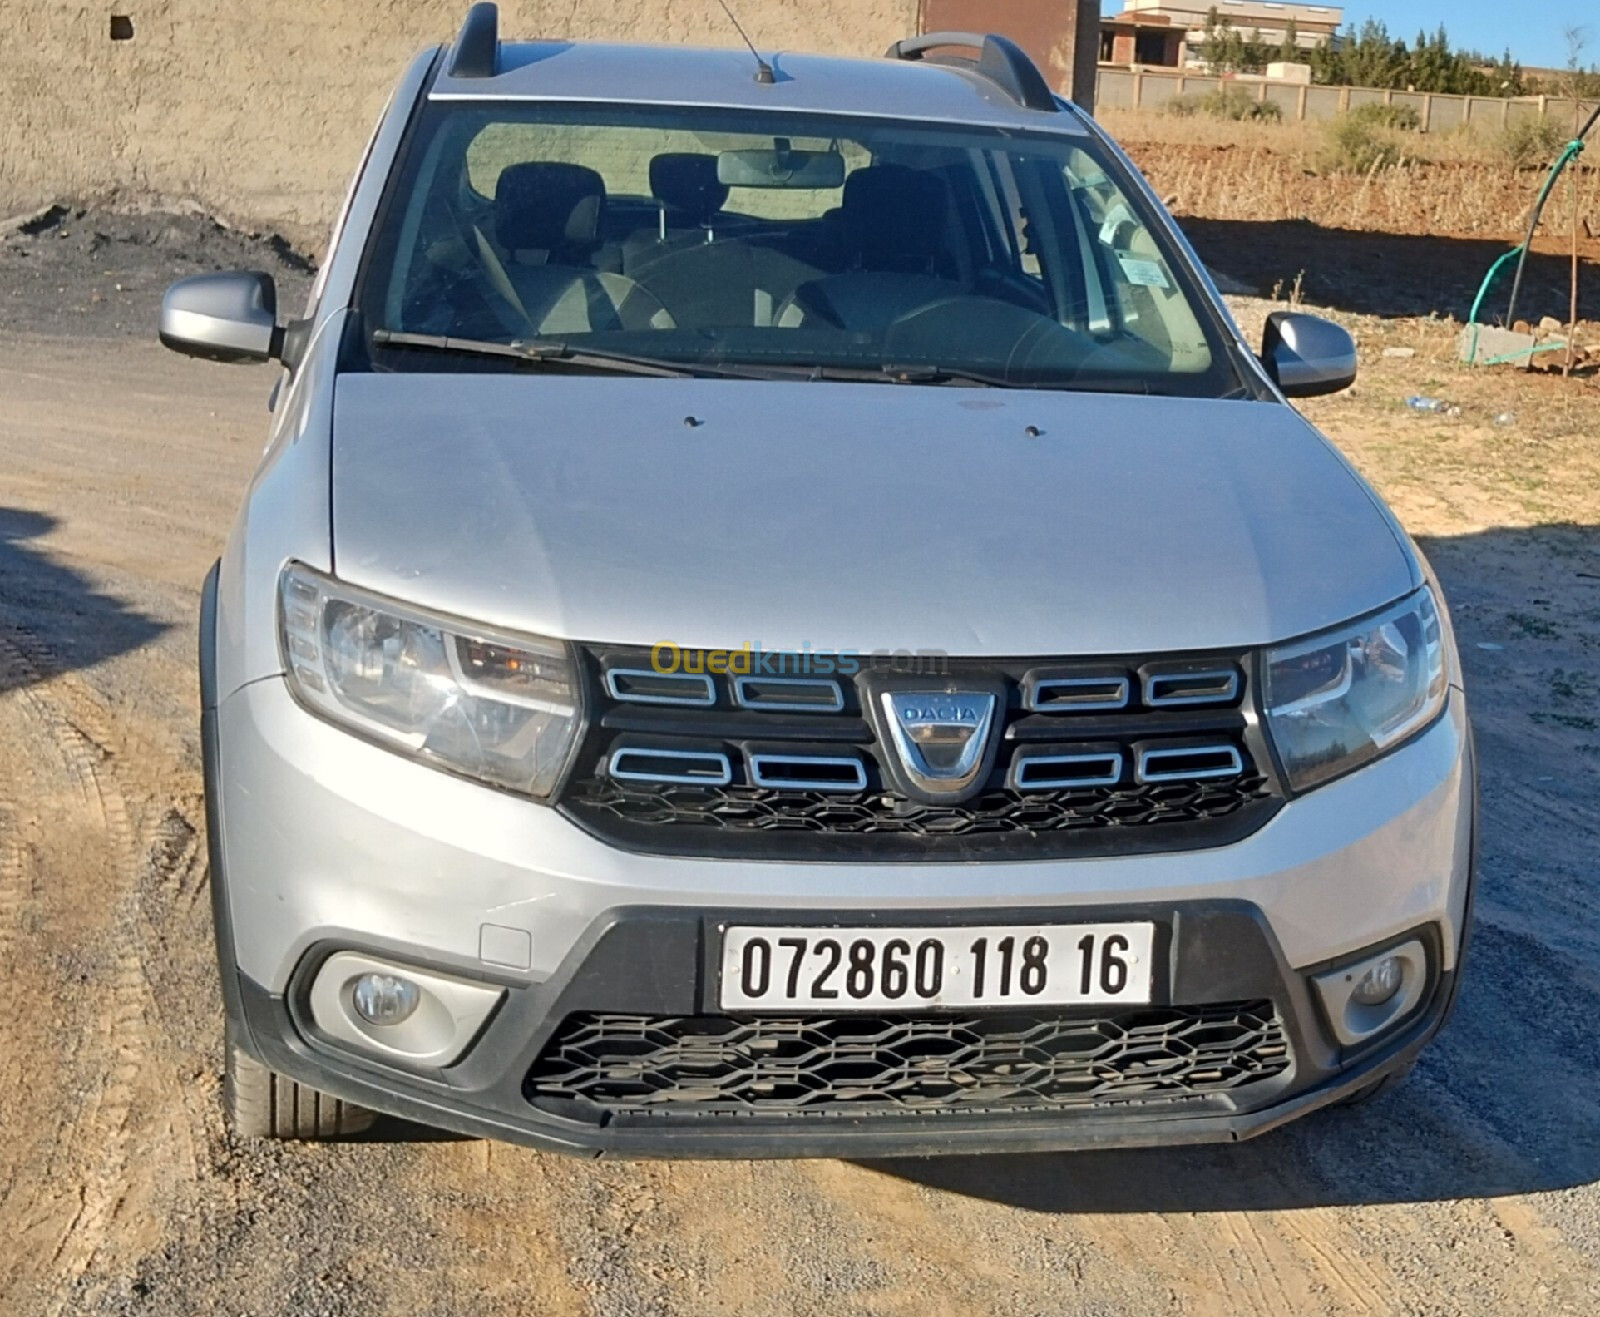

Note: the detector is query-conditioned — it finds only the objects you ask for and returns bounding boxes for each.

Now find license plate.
[718,923,1156,1011]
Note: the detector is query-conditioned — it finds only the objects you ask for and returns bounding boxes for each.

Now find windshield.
[357,101,1240,396]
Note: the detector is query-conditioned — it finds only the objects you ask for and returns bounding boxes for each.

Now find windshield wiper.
[810,363,1172,394]
[726,362,1010,387]
[879,363,1007,387]
[371,330,764,380]
[781,363,1174,393]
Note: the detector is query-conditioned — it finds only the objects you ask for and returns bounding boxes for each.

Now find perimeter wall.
[0,2,921,250]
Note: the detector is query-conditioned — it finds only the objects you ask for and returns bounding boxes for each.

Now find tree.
[1560,26,1596,97]
[1521,33,1597,99]
[1197,9,1270,75]
[1307,19,1527,95]
[1275,17,1301,67]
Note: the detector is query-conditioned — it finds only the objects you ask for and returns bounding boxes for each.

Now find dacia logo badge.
[881,690,998,800]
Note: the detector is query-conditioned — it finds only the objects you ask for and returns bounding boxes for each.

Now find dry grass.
[1100,108,1521,166]
[1101,108,1600,242]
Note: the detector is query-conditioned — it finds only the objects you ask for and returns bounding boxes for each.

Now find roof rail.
[448,2,500,79]
[884,31,1059,113]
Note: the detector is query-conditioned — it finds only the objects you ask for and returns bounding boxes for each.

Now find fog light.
[1310,937,1429,1047]
[1351,955,1405,1007]
[311,952,505,1067]
[351,972,420,1025]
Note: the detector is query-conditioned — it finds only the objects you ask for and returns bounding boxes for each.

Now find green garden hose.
[1503,129,1592,326]
[1466,115,1595,366]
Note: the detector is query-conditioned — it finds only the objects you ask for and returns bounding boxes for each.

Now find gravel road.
[2,216,1599,1316]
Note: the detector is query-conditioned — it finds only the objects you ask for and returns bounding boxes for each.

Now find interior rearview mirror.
[718,144,846,190]
[159,270,282,363]
[1261,311,1357,398]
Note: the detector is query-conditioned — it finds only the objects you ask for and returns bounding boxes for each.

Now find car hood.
[330,375,1416,655]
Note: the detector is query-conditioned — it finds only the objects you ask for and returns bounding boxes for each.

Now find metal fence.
[1096,66,1597,133]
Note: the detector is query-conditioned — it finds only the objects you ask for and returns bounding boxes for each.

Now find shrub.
[1347,102,1423,132]
[1165,86,1284,123]
[1240,95,1285,124]
[1498,115,1566,168]
[1323,116,1402,172]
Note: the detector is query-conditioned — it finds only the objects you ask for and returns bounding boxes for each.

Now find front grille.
[525,1003,1292,1122]
[566,775,1270,839]
[556,647,1282,859]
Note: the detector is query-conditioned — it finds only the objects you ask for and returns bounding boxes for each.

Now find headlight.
[279,563,582,797]
[1263,587,1447,792]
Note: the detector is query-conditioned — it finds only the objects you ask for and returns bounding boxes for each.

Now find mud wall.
[0,2,918,252]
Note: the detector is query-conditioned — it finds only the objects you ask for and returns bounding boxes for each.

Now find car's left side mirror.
[159,270,283,363]
[1261,311,1357,398]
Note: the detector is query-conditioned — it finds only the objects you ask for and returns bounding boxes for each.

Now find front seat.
[485,162,673,336]
[778,164,962,333]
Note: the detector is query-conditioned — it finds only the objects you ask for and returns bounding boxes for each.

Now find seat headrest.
[841,165,949,273]
[649,153,729,225]
[495,162,606,260]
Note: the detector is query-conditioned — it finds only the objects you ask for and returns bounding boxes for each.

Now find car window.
[358,102,1238,396]
[464,122,873,221]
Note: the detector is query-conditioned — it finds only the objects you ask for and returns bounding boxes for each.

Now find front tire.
[225,1024,376,1140]
[1333,1062,1414,1109]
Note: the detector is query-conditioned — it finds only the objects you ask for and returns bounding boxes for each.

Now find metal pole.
[1570,98,1582,378]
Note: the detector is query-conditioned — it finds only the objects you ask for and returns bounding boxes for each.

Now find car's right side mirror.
[1260,311,1357,398]
[159,270,283,363]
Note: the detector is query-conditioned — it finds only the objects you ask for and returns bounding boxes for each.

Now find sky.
[1342,4,1595,70]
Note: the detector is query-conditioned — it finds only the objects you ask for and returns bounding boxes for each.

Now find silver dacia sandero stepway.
[162,4,1475,1157]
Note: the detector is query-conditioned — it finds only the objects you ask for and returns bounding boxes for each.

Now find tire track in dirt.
[827,1162,1374,1317]
[797,1159,1174,1314]
[0,649,31,974]
[0,628,206,1313]
[1271,1211,1395,1314]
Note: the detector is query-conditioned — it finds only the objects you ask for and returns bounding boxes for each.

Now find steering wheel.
[881,296,1096,382]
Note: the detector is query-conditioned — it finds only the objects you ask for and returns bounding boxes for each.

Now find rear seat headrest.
[841,164,949,272]
[495,162,606,260]
[649,153,730,226]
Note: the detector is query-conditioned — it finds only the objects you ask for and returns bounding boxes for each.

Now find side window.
[1061,150,1211,371]
[1009,156,1107,334]
[980,156,1036,278]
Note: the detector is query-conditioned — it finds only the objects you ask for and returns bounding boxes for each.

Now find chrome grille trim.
[1025,676,1131,712]
[1009,750,1125,791]
[1136,744,1243,784]
[747,753,869,792]
[608,747,732,786]
[604,668,716,707]
[733,675,846,713]
[1142,668,1241,708]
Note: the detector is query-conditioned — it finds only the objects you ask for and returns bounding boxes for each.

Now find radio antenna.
[714,0,775,84]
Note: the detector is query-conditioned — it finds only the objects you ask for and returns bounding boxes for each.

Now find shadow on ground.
[0,506,166,691]
[863,522,1600,1213]
[1182,217,1600,322]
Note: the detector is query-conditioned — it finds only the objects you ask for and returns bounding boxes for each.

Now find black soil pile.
[0,206,316,338]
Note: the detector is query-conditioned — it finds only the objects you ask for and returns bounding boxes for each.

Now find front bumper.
[202,572,1476,1156]
[227,901,1460,1159]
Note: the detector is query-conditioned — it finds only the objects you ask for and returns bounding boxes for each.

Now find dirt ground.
[2,215,1600,1316]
